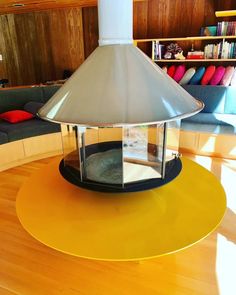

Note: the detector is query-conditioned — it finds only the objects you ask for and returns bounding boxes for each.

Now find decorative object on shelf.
[164,43,183,59]
[187,51,205,59]
[179,68,196,85]
[210,66,226,85]
[174,51,186,60]
[200,26,217,36]
[201,65,216,85]
[164,51,172,59]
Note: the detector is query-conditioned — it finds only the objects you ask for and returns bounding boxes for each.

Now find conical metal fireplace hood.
[38,0,203,126]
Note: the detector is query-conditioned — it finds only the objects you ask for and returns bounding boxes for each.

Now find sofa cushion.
[201,65,216,85]
[0,131,8,144]
[181,121,236,134]
[173,65,186,82]
[167,65,176,78]
[0,110,34,123]
[224,87,236,114]
[0,87,44,113]
[182,85,227,113]
[189,66,205,85]
[179,68,196,85]
[24,101,44,115]
[42,85,60,102]
[230,68,236,86]
[221,66,235,86]
[210,66,225,85]
[183,113,236,126]
[181,113,236,134]
[0,118,61,142]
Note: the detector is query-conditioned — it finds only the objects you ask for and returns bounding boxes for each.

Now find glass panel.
[165,120,181,162]
[123,124,164,184]
[61,124,80,172]
[80,127,123,187]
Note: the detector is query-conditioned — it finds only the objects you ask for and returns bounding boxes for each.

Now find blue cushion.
[0,130,8,144]
[182,85,227,113]
[189,67,206,85]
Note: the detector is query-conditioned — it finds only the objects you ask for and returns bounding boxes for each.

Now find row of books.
[217,21,236,36]
[204,41,236,59]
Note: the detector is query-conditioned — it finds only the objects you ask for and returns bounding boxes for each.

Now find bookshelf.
[153,59,236,62]
[134,35,236,63]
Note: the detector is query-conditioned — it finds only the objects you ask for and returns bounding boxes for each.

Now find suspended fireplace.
[38,0,203,193]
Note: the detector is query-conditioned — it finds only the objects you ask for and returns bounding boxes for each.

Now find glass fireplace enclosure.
[60,121,181,192]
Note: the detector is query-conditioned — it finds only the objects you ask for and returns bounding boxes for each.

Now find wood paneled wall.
[0,8,84,86]
[0,0,235,86]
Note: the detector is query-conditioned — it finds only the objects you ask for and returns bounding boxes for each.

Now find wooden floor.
[0,154,236,295]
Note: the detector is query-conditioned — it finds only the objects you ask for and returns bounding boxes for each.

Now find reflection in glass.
[123,124,165,184]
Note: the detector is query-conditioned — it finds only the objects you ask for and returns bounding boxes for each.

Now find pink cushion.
[201,65,216,85]
[230,68,236,86]
[210,66,226,85]
[221,66,235,86]
[173,65,186,82]
[167,65,176,78]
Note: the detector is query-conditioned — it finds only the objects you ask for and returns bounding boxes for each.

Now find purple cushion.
[210,66,226,85]
[173,65,186,82]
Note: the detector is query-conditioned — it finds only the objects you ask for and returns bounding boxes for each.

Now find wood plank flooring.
[0,154,236,295]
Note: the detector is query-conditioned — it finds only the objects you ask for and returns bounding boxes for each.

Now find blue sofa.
[182,85,236,134]
[0,85,61,144]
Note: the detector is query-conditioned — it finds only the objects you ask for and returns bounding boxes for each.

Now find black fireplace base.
[59,149,182,193]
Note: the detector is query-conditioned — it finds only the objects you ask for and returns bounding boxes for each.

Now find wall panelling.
[0,0,235,86]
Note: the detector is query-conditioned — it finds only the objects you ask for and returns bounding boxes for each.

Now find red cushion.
[167,65,176,78]
[201,65,216,85]
[0,110,34,123]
